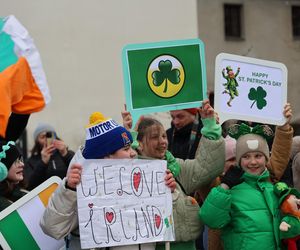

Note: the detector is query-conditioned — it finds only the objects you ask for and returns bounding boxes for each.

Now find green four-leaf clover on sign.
[248,86,267,110]
[152,60,180,93]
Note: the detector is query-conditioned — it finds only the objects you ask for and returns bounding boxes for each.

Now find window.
[292,6,300,38]
[224,4,243,40]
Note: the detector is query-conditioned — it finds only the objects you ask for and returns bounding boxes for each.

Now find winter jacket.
[166,119,203,160]
[140,136,225,250]
[0,181,27,212]
[200,125,293,250]
[24,149,74,190]
[41,135,225,250]
[199,170,282,250]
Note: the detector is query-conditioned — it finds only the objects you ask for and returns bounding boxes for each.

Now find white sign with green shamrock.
[214,53,287,125]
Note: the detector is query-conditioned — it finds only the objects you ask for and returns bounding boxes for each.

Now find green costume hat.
[226,66,233,72]
[274,182,300,205]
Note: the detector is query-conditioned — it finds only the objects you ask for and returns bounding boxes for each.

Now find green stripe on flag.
[0,20,18,72]
[0,210,40,250]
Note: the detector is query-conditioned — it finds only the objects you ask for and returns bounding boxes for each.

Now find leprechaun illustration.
[222,66,240,107]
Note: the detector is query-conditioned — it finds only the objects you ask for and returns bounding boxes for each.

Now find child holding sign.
[122,99,225,250]
[41,112,176,250]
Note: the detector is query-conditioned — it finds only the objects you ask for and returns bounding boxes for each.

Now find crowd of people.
[0,98,300,250]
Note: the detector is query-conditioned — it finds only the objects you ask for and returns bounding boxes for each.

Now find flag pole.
[165,241,170,250]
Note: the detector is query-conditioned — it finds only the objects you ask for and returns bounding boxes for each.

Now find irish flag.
[0,177,64,250]
[0,15,51,138]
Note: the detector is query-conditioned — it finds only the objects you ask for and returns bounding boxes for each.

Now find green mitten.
[201,117,222,140]
[165,150,181,177]
[130,131,139,149]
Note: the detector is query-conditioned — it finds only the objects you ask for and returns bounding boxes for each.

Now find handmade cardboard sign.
[77,158,174,249]
[214,53,287,125]
[122,39,207,125]
[0,176,64,250]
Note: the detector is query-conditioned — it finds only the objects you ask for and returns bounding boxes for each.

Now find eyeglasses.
[13,156,24,165]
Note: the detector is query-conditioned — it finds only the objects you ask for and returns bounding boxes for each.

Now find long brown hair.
[30,135,61,156]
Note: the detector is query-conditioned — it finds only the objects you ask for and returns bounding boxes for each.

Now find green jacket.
[199,170,282,250]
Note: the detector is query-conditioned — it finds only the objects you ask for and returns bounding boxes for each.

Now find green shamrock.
[248,86,267,110]
[152,60,180,93]
[276,182,288,191]
[164,218,169,228]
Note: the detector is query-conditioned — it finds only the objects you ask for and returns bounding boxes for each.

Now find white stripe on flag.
[17,196,64,250]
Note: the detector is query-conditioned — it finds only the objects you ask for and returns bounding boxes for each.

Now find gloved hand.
[220,166,244,189]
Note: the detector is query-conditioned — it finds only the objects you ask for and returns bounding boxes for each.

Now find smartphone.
[46,131,56,146]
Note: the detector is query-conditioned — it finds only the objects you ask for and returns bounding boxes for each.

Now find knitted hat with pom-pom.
[82,112,133,159]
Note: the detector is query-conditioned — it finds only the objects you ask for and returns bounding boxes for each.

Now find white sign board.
[215,53,287,125]
[77,159,174,249]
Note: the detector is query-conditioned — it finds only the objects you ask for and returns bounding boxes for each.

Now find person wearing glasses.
[0,141,27,212]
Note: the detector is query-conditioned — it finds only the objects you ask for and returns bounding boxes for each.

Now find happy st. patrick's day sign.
[214,53,287,125]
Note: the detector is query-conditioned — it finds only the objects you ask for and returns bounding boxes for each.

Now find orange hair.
[280,194,300,218]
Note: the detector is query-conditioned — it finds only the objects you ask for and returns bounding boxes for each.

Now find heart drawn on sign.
[155,214,161,229]
[88,203,93,209]
[106,212,114,223]
[133,172,141,192]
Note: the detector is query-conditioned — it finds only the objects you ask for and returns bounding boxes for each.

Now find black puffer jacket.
[24,149,74,190]
[166,120,203,160]
[0,180,27,212]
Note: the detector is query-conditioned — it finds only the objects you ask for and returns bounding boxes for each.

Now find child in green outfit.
[199,123,283,250]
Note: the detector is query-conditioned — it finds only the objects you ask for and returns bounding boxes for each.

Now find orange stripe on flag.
[38,183,58,207]
[0,57,46,138]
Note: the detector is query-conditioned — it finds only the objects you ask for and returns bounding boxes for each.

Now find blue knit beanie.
[82,112,133,159]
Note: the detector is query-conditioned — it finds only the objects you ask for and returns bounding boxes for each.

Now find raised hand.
[164,169,176,193]
[66,163,82,190]
[53,139,68,157]
[41,144,55,164]
[199,99,215,119]
[278,103,292,131]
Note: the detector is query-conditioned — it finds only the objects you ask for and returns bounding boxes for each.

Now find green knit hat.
[274,182,300,205]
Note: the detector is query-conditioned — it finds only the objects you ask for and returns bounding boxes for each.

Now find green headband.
[0,141,16,161]
[0,141,17,181]
[228,123,274,141]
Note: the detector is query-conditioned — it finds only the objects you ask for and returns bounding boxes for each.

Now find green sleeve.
[165,150,181,177]
[130,131,139,150]
[199,186,231,229]
[201,117,222,140]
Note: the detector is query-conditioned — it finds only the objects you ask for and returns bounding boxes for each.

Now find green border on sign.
[122,39,207,124]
